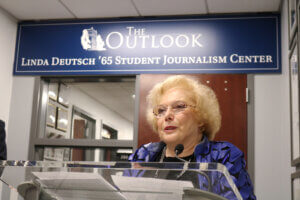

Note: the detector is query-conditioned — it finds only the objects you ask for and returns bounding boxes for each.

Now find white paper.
[31,171,127,200]
[111,175,193,200]
[29,171,194,200]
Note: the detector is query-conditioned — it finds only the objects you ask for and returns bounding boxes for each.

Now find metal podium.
[0,161,242,200]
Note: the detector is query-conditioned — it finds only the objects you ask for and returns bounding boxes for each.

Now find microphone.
[174,144,189,179]
[174,144,212,192]
[175,144,184,156]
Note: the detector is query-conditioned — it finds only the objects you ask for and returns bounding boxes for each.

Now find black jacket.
[0,120,7,160]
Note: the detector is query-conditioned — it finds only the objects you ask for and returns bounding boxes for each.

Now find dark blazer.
[0,120,7,160]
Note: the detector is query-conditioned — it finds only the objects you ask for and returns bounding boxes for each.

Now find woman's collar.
[194,135,210,155]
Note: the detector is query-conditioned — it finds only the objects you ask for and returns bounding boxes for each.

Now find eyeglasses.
[153,101,195,118]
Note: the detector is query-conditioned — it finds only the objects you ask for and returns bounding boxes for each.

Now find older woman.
[129,75,256,200]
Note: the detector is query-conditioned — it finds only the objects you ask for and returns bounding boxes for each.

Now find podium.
[0,161,242,200]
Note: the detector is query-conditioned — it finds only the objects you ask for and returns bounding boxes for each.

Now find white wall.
[0,8,18,199]
[7,77,35,160]
[253,0,293,199]
[0,6,36,161]
[69,85,133,140]
[0,8,17,125]
[0,7,33,161]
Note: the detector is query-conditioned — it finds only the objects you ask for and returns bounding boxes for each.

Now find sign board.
[14,15,281,75]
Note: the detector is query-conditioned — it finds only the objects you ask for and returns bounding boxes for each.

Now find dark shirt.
[163,154,195,162]
[0,120,7,160]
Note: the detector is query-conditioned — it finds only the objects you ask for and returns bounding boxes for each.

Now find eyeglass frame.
[153,100,196,118]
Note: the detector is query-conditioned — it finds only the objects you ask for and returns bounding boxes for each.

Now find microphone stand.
[174,147,212,193]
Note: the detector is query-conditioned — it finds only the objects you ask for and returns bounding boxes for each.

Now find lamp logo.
[81,27,106,51]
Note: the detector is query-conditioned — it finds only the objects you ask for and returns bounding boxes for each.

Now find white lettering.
[52,57,59,65]
[266,55,272,63]
[127,27,134,36]
[102,29,207,50]
[230,54,273,64]
[21,58,27,66]
[162,55,227,65]
[106,32,123,49]
[21,58,49,66]
[192,34,203,47]
[134,28,145,35]
[115,56,161,65]
[151,35,159,48]
[160,35,174,48]
[175,34,189,48]
[139,35,150,48]
[126,36,137,49]
[51,57,95,66]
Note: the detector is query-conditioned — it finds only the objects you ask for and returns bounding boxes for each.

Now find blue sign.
[14,15,281,75]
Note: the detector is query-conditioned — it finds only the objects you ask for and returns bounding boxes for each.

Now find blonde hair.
[146,75,221,140]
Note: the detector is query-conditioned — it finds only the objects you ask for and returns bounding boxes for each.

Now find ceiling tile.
[61,0,139,18]
[207,0,280,13]
[133,0,208,16]
[0,0,281,21]
[0,0,74,20]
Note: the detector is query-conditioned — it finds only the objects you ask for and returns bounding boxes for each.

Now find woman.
[129,75,256,200]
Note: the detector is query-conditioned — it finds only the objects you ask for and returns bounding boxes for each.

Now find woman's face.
[156,87,202,147]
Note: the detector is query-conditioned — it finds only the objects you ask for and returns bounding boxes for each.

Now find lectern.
[0,161,242,200]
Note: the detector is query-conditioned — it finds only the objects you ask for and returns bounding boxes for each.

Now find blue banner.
[14,15,281,75]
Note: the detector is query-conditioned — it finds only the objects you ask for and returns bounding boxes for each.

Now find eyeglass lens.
[154,101,188,117]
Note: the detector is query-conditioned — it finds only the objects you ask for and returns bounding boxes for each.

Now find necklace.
[159,146,166,162]
[155,147,192,178]
[159,146,193,162]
